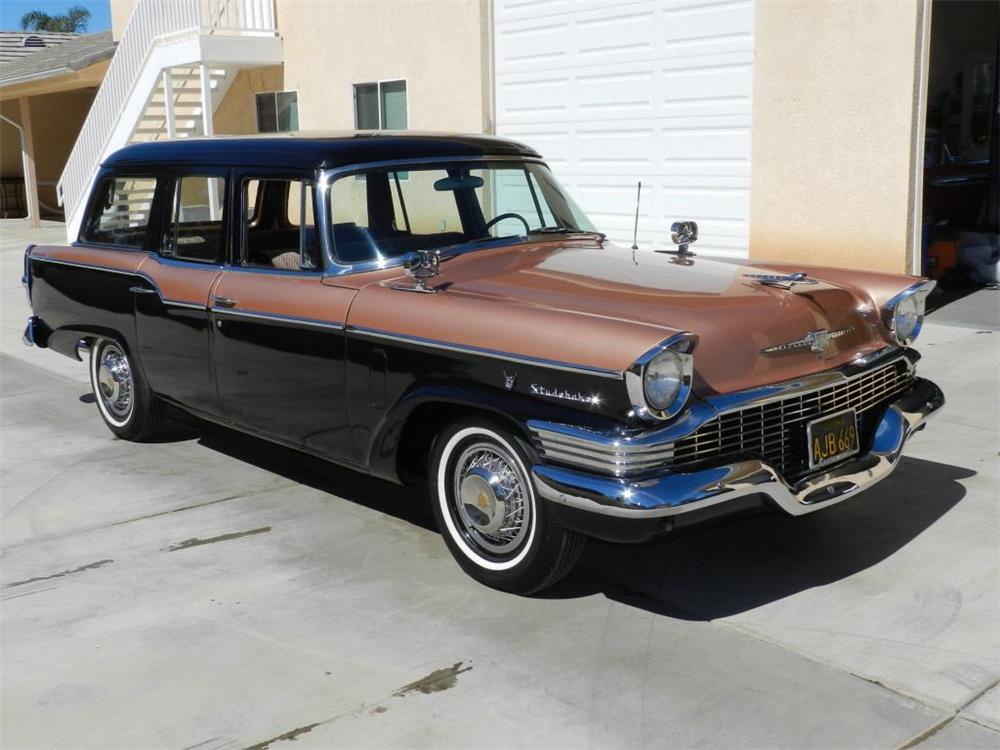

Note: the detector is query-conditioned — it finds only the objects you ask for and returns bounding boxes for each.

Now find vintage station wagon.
[22,133,943,593]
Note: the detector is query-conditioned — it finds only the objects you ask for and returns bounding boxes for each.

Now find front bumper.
[532,377,943,541]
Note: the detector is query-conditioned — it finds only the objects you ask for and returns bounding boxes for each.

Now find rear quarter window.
[82,176,157,248]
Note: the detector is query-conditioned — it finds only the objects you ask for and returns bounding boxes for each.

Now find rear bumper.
[532,377,944,542]
[22,316,41,347]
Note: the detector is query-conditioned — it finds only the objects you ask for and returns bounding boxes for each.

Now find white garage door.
[494,0,754,258]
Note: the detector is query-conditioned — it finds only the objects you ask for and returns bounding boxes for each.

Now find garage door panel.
[663,1,753,44]
[578,72,654,112]
[577,130,655,164]
[576,11,656,56]
[663,64,752,104]
[496,0,754,256]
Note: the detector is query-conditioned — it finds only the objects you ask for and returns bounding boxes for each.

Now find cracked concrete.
[1,219,998,748]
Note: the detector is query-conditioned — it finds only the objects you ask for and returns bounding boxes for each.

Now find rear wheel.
[89,338,163,441]
[429,419,584,594]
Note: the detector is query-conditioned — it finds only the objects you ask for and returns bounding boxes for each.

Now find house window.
[256,91,299,133]
[354,80,407,130]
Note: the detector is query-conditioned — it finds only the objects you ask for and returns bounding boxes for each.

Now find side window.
[242,178,320,272]
[162,176,225,263]
[82,176,156,247]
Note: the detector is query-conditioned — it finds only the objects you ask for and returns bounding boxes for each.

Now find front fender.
[366,380,622,483]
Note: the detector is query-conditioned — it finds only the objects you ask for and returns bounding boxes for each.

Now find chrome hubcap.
[452,442,530,555]
[97,344,132,419]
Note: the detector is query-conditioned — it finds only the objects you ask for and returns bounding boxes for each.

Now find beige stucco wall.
[110,0,138,41]
[0,90,95,212]
[26,90,97,209]
[1,102,23,178]
[749,0,926,273]
[276,0,488,133]
[214,65,284,134]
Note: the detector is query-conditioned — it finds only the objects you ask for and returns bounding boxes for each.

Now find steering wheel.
[484,212,531,235]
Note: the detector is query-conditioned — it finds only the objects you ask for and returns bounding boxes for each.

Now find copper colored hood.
[362,241,905,396]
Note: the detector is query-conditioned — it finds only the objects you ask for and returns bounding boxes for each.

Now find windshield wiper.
[530,226,606,239]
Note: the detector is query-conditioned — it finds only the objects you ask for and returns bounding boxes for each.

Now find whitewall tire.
[429,418,584,593]
[89,338,164,441]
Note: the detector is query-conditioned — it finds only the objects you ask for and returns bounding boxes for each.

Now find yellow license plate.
[807,408,859,470]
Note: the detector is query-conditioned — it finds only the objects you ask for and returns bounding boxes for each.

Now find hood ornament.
[762,327,854,355]
[744,271,818,288]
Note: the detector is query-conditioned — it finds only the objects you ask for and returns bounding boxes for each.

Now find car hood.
[435,241,901,395]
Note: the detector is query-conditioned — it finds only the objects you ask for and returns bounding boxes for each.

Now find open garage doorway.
[922,0,998,300]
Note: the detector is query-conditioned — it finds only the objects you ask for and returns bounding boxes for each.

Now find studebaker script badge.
[531,384,602,406]
[762,327,853,355]
[744,272,818,288]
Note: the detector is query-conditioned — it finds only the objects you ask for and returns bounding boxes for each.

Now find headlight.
[884,281,934,345]
[644,350,683,410]
[892,294,922,342]
[626,333,696,421]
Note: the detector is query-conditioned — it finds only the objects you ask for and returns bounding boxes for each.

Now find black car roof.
[102,131,542,169]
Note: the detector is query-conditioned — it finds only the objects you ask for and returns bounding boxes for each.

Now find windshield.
[326,161,597,264]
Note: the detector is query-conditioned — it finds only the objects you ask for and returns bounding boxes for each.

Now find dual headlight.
[627,334,696,421]
[883,281,935,346]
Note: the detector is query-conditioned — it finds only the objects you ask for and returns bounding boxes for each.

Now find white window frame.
[353,79,409,130]
[255,89,300,133]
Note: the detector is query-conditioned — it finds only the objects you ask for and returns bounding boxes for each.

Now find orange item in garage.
[926,240,958,278]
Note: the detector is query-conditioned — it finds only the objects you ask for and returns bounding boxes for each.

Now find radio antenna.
[630,181,642,251]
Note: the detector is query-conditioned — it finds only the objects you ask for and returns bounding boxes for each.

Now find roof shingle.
[0,31,115,87]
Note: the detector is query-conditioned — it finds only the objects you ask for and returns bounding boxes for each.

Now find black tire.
[429,418,585,594]
[89,338,164,441]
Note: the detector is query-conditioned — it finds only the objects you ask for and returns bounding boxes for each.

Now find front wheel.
[89,338,163,441]
[429,419,585,594]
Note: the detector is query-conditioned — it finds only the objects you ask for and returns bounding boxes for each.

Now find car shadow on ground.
[547,456,974,619]
[160,408,973,620]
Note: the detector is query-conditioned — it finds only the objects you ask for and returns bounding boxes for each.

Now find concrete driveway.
[2,219,998,749]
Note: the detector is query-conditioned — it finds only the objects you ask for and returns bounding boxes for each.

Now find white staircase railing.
[57,0,276,235]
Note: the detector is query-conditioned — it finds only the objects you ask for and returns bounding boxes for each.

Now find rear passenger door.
[133,170,227,418]
[210,172,357,458]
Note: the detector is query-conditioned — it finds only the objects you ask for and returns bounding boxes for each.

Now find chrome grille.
[673,359,914,483]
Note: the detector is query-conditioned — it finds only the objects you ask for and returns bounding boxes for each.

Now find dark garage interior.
[922,0,999,293]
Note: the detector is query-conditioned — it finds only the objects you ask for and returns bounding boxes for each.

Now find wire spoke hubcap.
[97,344,132,419]
[453,442,530,556]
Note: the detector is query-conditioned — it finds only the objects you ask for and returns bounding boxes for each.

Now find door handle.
[213,296,238,308]
[129,285,158,295]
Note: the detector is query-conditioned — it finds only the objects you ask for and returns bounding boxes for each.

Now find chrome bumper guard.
[22,316,38,347]
[532,377,944,519]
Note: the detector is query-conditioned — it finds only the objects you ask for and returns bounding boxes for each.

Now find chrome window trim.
[347,325,623,379]
[624,332,697,422]
[317,155,552,278]
[882,280,935,345]
[211,308,344,331]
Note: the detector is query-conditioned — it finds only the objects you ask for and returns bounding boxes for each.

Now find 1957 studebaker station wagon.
[23,133,944,593]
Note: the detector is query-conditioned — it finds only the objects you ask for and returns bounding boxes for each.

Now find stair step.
[134,125,201,134]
